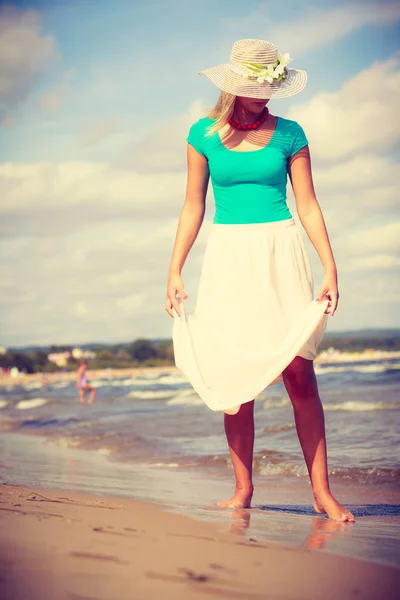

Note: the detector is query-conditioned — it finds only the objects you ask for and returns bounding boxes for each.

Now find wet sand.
[1,483,399,600]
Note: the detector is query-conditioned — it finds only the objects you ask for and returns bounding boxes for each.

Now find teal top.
[187,116,308,224]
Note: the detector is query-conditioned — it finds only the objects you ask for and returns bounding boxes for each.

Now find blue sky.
[0,0,399,345]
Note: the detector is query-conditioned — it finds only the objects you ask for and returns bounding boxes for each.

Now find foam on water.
[146,462,180,468]
[84,379,109,388]
[264,423,296,433]
[157,374,189,385]
[109,378,137,387]
[15,398,49,410]
[167,390,203,406]
[127,389,175,400]
[51,382,69,389]
[125,378,161,388]
[315,361,400,376]
[324,400,399,412]
[23,382,43,391]
[259,461,308,478]
[263,397,291,409]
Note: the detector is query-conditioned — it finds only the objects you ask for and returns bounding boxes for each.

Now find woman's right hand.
[165,273,188,318]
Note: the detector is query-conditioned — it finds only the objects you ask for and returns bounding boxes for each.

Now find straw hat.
[199,39,307,99]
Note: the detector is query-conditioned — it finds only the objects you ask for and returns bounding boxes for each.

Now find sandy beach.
[1,483,399,600]
[1,357,399,599]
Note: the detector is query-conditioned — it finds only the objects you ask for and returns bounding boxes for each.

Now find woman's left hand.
[316,272,339,316]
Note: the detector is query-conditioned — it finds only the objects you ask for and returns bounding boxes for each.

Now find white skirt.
[172,218,328,415]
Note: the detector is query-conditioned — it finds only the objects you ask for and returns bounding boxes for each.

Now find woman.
[76,360,96,405]
[166,39,354,522]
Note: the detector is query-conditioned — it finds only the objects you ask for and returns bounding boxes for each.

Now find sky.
[0,0,399,347]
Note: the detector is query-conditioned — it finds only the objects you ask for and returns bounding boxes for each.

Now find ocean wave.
[157,374,189,385]
[324,400,399,412]
[263,423,296,433]
[145,462,180,468]
[111,378,138,386]
[124,378,162,388]
[263,397,398,412]
[15,398,49,410]
[257,460,400,484]
[93,447,112,456]
[47,437,82,448]
[263,398,290,410]
[126,390,176,400]
[84,379,109,388]
[258,461,308,477]
[23,382,43,390]
[330,466,400,485]
[315,362,400,376]
[167,390,203,406]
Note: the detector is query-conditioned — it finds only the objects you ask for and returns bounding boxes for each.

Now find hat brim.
[198,64,307,99]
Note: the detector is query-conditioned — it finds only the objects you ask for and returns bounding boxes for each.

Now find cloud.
[0,7,57,108]
[0,214,210,345]
[342,222,400,256]
[349,254,400,271]
[118,99,207,172]
[0,161,187,239]
[226,1,400,54]
[288,55,400,163]
[79,115,120,147]
[39,68,75,112]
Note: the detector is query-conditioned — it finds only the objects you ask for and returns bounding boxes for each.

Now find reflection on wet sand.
[226,508,353,550]
[304,516,350,550]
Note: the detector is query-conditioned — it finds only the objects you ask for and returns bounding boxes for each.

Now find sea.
[1,356,400,568]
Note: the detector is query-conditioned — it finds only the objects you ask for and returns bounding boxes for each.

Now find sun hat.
[199,39,307,99]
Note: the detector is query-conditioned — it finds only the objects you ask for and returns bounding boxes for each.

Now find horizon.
[1,0,399,345]
[4,326,400,352]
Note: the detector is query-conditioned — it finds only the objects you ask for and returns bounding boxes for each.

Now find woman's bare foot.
[217,487,253,509]
[313,489,355,522]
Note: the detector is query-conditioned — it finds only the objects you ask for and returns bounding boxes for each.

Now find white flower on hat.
[278,53,292,67]
[241,52,292,85]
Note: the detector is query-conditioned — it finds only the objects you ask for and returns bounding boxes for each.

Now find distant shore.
[1,349,399,388]
[0,365,177,388]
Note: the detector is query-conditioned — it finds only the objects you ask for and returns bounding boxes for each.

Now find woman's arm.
[166,145,210,317]
[76,365,82,387]
[288,146,338,315]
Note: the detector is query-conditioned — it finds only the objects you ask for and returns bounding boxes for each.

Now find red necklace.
[228,107,269,131]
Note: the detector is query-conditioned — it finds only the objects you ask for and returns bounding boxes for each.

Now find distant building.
[48,351,71,367]
[72,348,96,360]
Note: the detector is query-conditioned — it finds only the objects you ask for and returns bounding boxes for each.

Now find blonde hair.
[205,91,236,136]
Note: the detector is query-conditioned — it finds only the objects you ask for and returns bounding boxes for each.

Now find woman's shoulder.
[276,116,309,156]
[189,116,216,135]
[187,117,217,155]
[277,115,306,134]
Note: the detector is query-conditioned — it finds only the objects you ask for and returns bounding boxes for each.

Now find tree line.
[0,339,174,374]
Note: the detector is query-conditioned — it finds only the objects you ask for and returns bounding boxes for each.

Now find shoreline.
[1,430,400,571]
[0,365,178,388]
[1,482,399,600]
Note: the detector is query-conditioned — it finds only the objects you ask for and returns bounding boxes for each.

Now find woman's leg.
[218,400,255,508]
[88,386,96,405]
[282,356,355,522]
